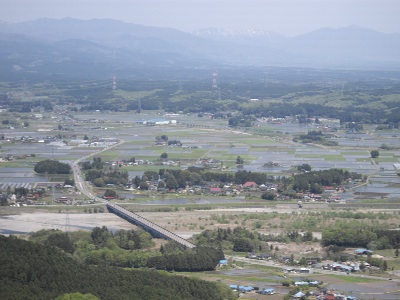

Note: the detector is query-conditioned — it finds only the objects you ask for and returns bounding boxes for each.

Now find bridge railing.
[107,202,196,249]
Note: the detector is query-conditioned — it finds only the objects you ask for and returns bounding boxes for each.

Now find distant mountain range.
[0,18,399,81]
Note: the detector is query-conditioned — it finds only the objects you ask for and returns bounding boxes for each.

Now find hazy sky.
[2,0,400,36]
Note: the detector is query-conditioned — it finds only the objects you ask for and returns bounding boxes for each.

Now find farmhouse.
[331,263,352,272]
[354,248,373,255]
[136,119,177,125]
[292,291,306,298]
[243,181,258,189]
[258,288,274,295]
[55,197,72,204]
[209,187,222,194]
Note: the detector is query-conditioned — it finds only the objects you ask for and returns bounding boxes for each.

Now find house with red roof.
[210,187,222,194]
[243,181,258,189]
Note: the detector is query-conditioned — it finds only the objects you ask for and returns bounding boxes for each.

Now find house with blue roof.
[355,248,373,255]
[238,285,253,292]
[219,259,228,265]
[229,284,238,290]
[293,291,306,298]
[258,288,274,295]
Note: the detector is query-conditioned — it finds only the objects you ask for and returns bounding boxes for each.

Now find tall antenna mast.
[212,71,221,100]
[112,75,117,90]
[212,71,218,89]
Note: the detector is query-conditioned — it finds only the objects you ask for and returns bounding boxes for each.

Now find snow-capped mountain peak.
[192,28,283,39]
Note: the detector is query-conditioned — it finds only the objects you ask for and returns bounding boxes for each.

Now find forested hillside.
[0,235,234,300]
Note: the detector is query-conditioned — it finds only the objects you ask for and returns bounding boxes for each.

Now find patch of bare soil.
[0,211,133,235]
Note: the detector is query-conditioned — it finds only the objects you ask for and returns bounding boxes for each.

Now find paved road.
[71,139,125,202]
[70,139,196,248]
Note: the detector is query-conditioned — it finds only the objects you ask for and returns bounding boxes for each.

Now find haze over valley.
[1,2,400,300]
[1,18,400,82]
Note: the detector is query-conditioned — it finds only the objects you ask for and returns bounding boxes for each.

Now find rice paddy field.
[1,111,400,200]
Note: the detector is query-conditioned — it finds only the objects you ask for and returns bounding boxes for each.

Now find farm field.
[1,111,399,199]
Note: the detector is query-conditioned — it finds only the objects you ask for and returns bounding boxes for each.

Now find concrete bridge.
[106,202,196,249]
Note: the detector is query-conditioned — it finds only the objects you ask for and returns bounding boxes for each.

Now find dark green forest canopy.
[34,159,71,174]
[0,235,234,300]
[29,227,223,272]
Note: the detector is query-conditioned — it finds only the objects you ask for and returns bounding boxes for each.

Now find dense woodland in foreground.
[30,226,224,271]
[0,221,395,300]
[0,235,234,300]
[25,220,400,274]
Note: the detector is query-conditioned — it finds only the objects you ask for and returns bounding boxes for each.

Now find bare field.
[0,209,133,235]
[0,204,320,239]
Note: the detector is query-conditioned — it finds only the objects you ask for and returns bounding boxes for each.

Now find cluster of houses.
[198,158,222,169]
[228,285,276,295]
[1,135,37,143]
[6,187,46,206]
[227,283,359,299]
[299,181,363,203]
[115,159,180,168]
[4,183,78,207]
[284,268,314,275]
[255,116,340,128]
[287,259,374,276]
[136,118,177,125]
[230,250,375,299]
[125,180,277,196]
[246,252,272,260]
[0,153,36,162]
[61,138,118,148]
[208,182,277,196]
[302,192,346,204]
[293,289,357,300]
[0,133,119,149]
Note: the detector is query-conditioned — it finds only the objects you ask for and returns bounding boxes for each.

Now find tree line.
[322,221,400,249]
[292,168,363,193]
[139,168,281,190]
[30,227,224,273]
[147,247,224,272]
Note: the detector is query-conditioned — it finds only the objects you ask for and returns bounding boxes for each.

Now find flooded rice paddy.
[1,112,399,201]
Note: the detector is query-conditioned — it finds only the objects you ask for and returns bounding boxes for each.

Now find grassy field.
[327,274,381,283]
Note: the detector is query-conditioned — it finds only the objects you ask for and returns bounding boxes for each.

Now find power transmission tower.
[137,98,142,114]
[212,71,221,100]
[212,71,218,89]
[112,75,117,90]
